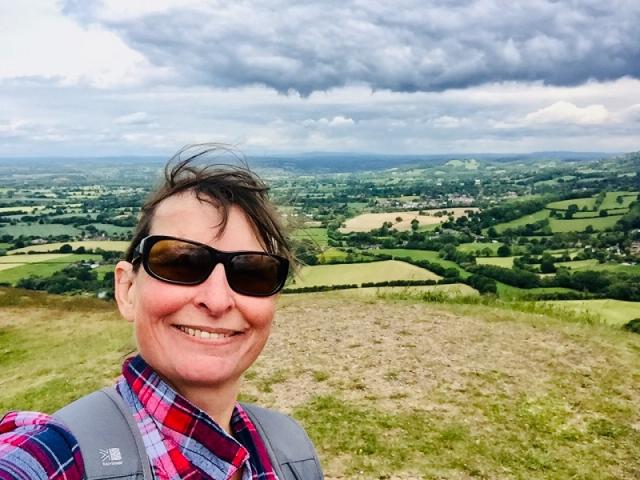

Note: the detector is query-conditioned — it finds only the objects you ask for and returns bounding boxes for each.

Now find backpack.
[54,387,323,480]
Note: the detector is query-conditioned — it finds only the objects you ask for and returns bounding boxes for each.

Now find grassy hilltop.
[1,287,639,479]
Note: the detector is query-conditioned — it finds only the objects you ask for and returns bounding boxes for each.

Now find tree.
[497,244,511,257]
[59,244,73,253]
[564,204,578,219]
[539,253,556,274]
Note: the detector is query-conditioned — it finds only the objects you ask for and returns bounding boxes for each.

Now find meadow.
[456,241,503,255]
[493,209,550,233]
[548,215,624,233]
[544,299,640,326]
[291,227,329,248]
[546,197,597,210]
[1,288,639,479]
[9,240,130,254]
[376,249,472,278]
[0,224,82,237]
[600,191,638,210]
[570,262,640,274]
[0,254,103,285]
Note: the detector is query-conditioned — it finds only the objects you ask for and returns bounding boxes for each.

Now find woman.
[0,145,322,480]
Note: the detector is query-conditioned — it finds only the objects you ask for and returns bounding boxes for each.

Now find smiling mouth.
[175,325,241,340]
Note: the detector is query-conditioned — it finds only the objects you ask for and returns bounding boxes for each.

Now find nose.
[194,263,235,316]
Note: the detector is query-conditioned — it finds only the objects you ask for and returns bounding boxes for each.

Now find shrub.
[622,318,640,334]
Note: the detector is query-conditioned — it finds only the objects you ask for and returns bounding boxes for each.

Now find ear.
[114,261,136,322]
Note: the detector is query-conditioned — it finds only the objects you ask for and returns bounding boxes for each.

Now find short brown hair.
[125,144,293,266]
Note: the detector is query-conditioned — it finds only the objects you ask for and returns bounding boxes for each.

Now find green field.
[289,260,441,288]
[86,223,133,235]
[95,264,117,280]
[9,241,130,254]
[496,284,580,300]
[0,224,81,237]
[548,215,622,233]
[571,211,604,219]
[0,253,70,265]
[493,209,550,233]
[571,209,628,218]
[545,192,637,214]
[317,247,347,262]
[457,241,503,255]
[600,191,638,210]
[292,227,329,248]
[544,299,640,326]
[566,262,640,275]
[347,202,368,210]
[605,208,631,215]
[376,249,471,278]
[0,254,104,285]
[555,259,600,270]
[546,197,597,211]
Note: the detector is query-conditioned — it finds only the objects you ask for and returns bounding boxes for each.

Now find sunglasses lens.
[229,254,283,295]
[147,239,212,284]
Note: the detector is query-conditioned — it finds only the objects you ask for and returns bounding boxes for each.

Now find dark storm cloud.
[63,0,640,95]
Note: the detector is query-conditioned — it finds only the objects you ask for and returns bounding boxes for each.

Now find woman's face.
[115,192,277,395]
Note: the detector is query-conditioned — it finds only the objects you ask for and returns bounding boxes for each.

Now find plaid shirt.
[0,355,278,480]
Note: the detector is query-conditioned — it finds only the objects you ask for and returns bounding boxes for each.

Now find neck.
[174,380,240,434]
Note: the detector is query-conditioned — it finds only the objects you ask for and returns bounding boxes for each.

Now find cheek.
[242,297,277,329]
[133,281,191,324]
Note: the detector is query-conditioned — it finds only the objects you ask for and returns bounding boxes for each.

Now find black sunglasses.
[131,235,289,297]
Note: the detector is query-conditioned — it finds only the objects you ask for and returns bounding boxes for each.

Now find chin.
[174,360,242,389]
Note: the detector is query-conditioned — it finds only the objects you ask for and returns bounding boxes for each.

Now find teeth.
[178,325,232,339]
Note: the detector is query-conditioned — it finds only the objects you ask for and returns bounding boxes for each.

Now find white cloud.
[524,101,610,125]
[0,1,165,87]
[326,116,355,127]
[303,116,355,128]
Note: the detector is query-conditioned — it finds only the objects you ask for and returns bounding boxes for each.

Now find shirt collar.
[122,355,250,475]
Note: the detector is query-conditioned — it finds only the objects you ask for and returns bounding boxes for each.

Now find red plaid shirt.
[0,355,278,480]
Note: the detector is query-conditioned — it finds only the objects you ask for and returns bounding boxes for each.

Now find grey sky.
[1,0,639,156]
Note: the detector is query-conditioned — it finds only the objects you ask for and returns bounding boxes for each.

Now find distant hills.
[0,150,620,175]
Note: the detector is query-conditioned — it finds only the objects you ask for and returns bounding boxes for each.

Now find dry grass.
[246,294,640,479]
[340,208,478,233]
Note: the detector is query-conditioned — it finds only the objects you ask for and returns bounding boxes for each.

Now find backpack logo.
[100,448,123,466]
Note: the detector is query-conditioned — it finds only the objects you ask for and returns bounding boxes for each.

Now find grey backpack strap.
[54,386,153,480]
[241,403,323,480]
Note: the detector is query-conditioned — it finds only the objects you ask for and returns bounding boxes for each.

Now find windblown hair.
[125,144,293,266]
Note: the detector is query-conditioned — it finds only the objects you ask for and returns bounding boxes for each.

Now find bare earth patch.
[244,293,640,479]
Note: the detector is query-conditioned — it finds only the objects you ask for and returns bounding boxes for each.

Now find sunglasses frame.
[131,235,289,297]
